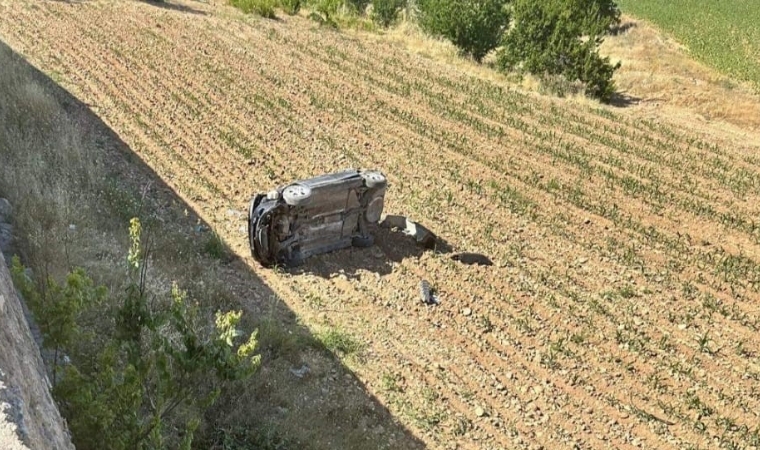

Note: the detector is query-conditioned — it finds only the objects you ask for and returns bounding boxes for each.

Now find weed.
[381,372,404,392]
[304,292,325,309]
[317,327,363,356]
[204,231,229,261]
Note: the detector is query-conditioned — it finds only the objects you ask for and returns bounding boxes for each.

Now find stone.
[289,364,311,378]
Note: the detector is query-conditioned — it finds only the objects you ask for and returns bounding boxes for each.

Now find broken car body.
[248,169,387,267]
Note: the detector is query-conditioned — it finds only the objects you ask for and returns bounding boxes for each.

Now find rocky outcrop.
[0,199,74,450]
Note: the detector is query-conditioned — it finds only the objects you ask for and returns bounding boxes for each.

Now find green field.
[618,0,760,91]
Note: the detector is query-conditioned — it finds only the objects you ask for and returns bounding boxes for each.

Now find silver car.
[248,169,387,267]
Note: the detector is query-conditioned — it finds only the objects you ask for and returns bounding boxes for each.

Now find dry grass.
[0,44,100,280]
[360,11,760,135]
[600,15,760,132]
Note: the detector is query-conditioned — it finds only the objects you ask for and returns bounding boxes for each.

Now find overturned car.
[247,169,387,267]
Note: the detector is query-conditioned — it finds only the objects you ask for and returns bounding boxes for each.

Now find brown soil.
[2,1,760,449]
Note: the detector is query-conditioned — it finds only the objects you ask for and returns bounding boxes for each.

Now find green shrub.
[371,0,406,27]
[10,218,261,450]
[417,0,509,62]
[497,0,621,102]
[279,0,301,14]
[230,0,277,18]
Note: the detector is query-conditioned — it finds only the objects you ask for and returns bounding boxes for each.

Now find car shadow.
[144,0,209,16]
[288,220,454,279]
[0,39,425,450]
[51,0,209,15]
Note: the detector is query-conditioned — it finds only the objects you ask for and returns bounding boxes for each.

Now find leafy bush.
[230,0,277,18]
[371,0,406,27]
[417,0,509,62]
[10,218,261,450]
[497,0,621,101]
[279,0,301,15]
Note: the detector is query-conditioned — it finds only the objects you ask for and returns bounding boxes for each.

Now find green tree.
[497,0,621,101]
[417,0,510,62]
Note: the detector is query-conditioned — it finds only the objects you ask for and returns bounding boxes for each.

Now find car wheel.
[352,235,374,248]
[361,171,386,189]
[282,184,312,206]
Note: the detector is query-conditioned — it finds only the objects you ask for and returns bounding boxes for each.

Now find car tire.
[282,184,312,206]
[361,171,386,189]
[352,235,374,248]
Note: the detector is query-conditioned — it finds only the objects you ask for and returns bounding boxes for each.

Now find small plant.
[204,230,228,261]
[381,372,404,392]
[344,0,370,14]
[317,327,363,356]
[311,0,342,21]
[537,73,585,98]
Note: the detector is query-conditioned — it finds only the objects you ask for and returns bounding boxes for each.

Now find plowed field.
[3,1,760,449]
